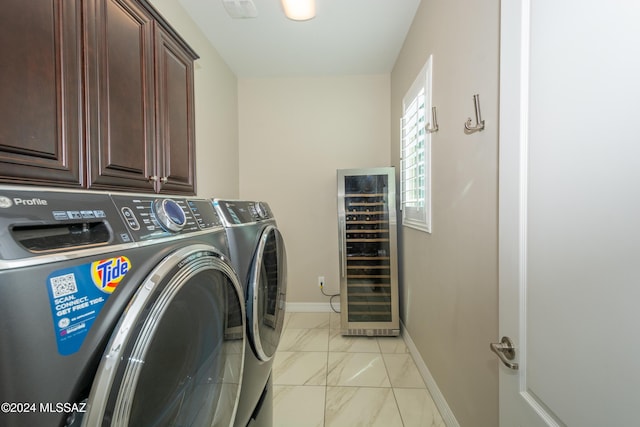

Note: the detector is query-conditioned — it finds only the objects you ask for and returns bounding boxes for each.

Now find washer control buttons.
[153,199,186,232]
[121,207,140,230]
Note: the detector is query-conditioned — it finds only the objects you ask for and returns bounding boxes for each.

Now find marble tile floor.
[272,312,446,427]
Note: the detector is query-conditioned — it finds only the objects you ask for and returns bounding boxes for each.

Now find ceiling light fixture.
[281,0,316,21]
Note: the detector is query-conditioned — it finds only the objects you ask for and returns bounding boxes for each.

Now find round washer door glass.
[83,246,245,427]
[249,225,287,361]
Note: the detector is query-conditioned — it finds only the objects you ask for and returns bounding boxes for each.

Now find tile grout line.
[378,336,406,427]
[326,311,341,426]
[325,312,331,427]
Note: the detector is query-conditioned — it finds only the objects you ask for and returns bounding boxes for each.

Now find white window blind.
[400,55,432,233]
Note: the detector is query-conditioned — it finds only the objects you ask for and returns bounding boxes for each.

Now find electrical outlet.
[318,276,325,288]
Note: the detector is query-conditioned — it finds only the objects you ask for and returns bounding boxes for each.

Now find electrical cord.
[320,284,340,313]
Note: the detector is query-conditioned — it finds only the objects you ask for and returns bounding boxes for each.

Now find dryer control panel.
[214,200,274,226]
[111,195,223,241]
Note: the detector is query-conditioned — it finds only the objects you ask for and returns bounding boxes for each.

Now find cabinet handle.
[148,175,158,182]
[160,176,168,184]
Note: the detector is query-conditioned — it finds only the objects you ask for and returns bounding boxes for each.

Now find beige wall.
[150,0,239,199]
[238,76,390,303]
[391,1,500,426]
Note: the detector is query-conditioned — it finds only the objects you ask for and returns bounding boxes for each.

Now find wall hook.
[425,106,439,133]
[464,94,485,133]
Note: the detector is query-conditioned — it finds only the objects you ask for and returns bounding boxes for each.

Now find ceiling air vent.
[222,0,258,19]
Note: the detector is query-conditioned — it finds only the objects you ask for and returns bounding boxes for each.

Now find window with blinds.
[400,55,432,232]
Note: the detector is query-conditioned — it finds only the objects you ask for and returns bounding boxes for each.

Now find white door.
[498,1,640,426]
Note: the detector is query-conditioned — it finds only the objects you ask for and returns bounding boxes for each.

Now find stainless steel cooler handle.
[339,221,345,278]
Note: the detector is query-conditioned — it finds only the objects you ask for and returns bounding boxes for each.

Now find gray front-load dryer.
[0,187,245,427]
[213,200,287,427]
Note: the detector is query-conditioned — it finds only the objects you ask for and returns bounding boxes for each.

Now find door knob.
[490,336,519,370]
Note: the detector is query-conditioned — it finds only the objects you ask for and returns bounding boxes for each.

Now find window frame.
[400,55,432,233]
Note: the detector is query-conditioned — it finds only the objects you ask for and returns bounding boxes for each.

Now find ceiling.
[177,0,422,78]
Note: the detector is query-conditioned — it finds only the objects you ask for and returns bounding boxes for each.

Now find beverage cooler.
[337,167,399,336]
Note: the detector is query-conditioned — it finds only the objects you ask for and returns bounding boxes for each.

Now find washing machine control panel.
[0,187,132,261]
[111,195,222,241]
[214,200,273,225]
[153,199,187,232]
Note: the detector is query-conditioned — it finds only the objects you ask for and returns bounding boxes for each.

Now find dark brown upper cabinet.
[153,23,196,195]
[0,0,198,195]
[84,0,157,193]
[0,0,83,187]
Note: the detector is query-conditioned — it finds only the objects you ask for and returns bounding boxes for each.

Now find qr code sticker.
[50,273,78,298]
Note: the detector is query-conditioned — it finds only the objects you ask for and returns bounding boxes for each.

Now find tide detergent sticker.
[91,256,131,293]
[46,256,132,356]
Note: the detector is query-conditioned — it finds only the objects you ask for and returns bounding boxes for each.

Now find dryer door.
[248,225,287,361]
[82,245,245,427]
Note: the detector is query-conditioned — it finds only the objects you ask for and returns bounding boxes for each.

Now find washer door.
[248,225,287,361]
[82,245,245,427]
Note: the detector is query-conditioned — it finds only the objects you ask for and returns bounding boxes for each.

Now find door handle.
[490,336,519,370]
[339,221,345,278]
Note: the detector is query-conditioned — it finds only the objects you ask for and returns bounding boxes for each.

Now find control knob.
[254,202,269,220]
[153,199,186,232]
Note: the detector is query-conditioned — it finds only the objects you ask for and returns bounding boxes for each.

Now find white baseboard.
[401,320,460,427]
[285,302,341,312]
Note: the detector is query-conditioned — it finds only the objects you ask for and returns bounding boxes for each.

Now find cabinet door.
[154,26,196,195]
[0,0,82,187]
[85,0,156,192]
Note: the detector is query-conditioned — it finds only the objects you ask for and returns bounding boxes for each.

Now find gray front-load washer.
[0,186,245,427]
